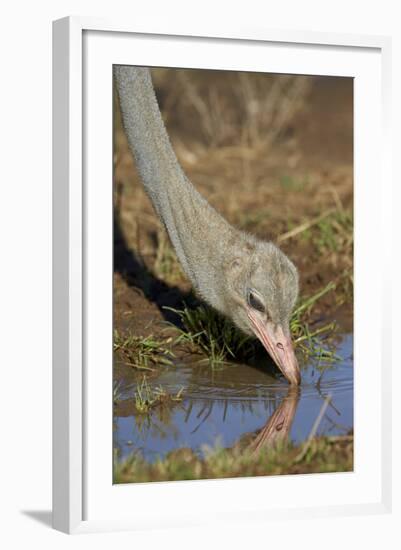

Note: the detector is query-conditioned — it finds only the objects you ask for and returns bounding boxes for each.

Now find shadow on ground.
[21,510,52,528]
[114,208,198,327]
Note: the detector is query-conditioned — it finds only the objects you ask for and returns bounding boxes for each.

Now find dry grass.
[114,434,353,483]
[155,69,311,150]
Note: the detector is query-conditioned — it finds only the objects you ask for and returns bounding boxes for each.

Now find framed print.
[52,17,392,534]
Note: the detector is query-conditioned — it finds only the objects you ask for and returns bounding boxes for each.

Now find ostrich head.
[225,240,301,385]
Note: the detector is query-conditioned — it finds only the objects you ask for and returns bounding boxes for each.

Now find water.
[114,334,353,462]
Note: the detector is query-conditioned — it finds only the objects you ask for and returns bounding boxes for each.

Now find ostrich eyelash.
[247,290,265,313]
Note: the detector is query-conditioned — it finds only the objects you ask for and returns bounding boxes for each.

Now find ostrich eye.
[247,290,265,313]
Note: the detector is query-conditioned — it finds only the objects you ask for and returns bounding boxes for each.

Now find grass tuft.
[290,282,340,366]
[134,376,184,414]
[113,380,126,405]
[313,210,353,256]
[164,282,339,369]
[165,304,255,367]
[114,330,175,371]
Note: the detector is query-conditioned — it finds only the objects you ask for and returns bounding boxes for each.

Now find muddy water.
[114,334,353,462]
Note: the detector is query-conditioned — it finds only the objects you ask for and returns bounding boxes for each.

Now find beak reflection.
[248,387,300,453]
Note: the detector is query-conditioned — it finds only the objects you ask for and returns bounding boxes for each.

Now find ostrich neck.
[114,66,238,309]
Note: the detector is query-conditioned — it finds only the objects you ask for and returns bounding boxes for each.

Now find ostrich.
[114,66,301,385]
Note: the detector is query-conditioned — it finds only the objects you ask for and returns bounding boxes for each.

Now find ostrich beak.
[247,311,301,385]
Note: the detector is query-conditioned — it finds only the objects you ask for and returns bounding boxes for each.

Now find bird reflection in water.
[115,383,301,461]
[248,387,300,454]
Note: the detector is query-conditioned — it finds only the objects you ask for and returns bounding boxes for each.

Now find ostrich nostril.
[277,342,284,352]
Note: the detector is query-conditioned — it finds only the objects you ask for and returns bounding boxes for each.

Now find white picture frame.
[52,16,392,534]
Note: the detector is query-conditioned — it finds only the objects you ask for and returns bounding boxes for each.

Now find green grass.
[153,232,186,284]
[114,434,353,483]
[279,174,308,191]
[134,376,184,414]
[114,330,175,371]
[290,282,340,367]
[165,282,339,369]
[293,209,353,257]
[165,304,255,367]
[237,209,271,230]
[113,380,126,405]
[313,210,353,255]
